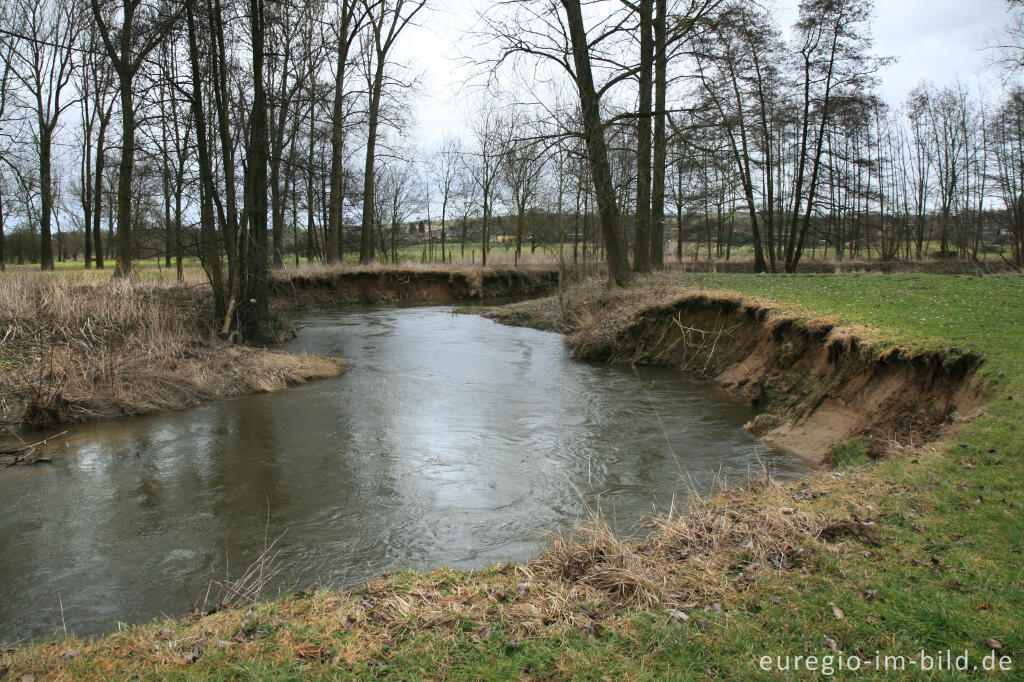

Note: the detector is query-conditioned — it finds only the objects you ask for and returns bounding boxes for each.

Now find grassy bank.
[0,273,343,442]
[3,273,1022,680]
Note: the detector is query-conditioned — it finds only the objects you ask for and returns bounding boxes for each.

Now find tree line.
[3,0,1024,339]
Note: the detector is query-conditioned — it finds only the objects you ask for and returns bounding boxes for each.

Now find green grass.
[832,439,872,469]
[3,273,1023,680]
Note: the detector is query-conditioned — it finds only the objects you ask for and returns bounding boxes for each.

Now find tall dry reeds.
[0,272,344,433]
[0,273,216,430]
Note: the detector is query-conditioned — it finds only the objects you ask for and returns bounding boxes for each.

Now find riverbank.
[0,273,344,442]
[3,273,1022,680]
[0,264,564,441]
[271,262,563,307]
[485,274,986,464]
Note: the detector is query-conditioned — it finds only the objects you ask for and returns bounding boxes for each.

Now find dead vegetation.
[0,273,343,437]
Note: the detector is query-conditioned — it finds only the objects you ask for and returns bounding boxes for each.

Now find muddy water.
[0,306,809,643]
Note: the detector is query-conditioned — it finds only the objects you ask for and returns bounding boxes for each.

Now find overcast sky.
[395,0,1015,151]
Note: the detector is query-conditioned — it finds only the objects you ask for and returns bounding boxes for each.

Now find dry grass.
[0,272,343,435]
[526,473,825,613]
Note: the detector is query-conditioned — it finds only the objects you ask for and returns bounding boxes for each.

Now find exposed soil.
[486,286,985,464]
[273,266,563,307]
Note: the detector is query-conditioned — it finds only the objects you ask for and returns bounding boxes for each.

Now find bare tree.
[560,0,631,284]
[90,0,184,276]
[4,0,80,271]
[357,0,426,264]
[467,108,501,266]
[783,0,879,272]
[326,0,366,263]
[498,116,545,266]
[0,8,17,270]
[429,136,462,263]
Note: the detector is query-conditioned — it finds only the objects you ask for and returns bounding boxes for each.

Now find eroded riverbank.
[486,280,985,464]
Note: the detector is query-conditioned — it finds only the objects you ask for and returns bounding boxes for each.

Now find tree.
[632,0,654,273]
[3,0,80,271]
[783,0,879,272]
[326,0,365,263]
[993,87,1024,266]
[237,0,274,340]
[650,0,667,269]
[481,0,632,284]
[467,108,501,266]
[498,116,545,266]
[560,0,631,284]
[357,0,426,264]
[90,0,184,276]
[429,136,462,263]
[0,9,16,271]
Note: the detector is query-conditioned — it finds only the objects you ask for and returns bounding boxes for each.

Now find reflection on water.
[0,305,809,642]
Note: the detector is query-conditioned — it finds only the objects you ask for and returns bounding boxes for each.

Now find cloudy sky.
[395,0,1015,150]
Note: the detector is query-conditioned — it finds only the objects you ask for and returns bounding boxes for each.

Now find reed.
[0,272,342,433]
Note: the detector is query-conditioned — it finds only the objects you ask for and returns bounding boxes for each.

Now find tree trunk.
[238,0,274,341]
[0,182,6,271]
[561,0,630,286]
[633,0,653,273]
[93,110,108,270]
[326,7,356,263]
[82,108,94,269]
[114,78,135,277]
[650,0,666,269]
[186,0,226,317]
[360,64,385,263]
[39,124,55,271]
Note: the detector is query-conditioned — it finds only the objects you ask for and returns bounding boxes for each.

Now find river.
[0,305,809,643]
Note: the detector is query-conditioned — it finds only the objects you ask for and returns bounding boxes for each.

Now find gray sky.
[399,0,1015,150]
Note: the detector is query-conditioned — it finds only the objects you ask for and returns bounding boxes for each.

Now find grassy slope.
[3,274,1023,680]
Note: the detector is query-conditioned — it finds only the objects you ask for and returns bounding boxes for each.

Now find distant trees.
[3,0,80,271]
[89,0,183,276]
[992,88,1024,265]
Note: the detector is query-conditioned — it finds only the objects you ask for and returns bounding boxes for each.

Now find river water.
[0,305,809,643]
